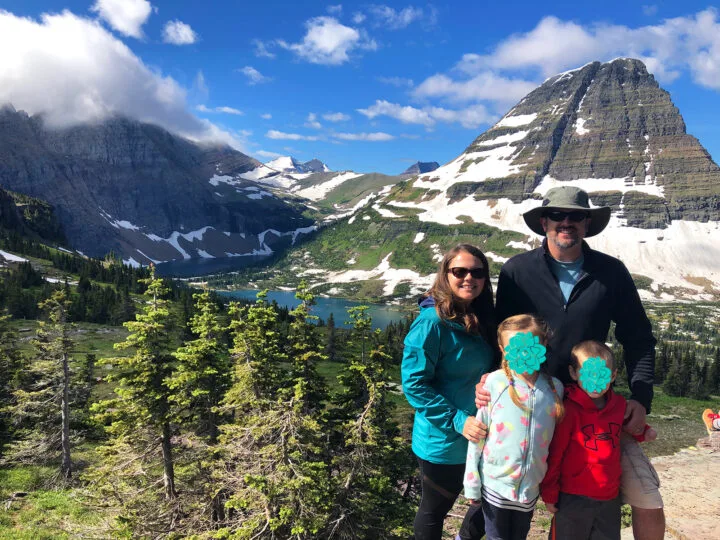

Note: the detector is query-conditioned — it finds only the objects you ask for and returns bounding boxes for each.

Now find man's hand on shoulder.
[475,372,491,409]
[623,399,647,435]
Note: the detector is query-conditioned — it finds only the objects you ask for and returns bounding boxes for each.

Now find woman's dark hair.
[426,244,496,347]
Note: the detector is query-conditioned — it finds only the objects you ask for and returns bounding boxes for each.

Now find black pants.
[550,493,621,540]
[414,457,484,540]
[457,500,487,540]
[479,499,533,540]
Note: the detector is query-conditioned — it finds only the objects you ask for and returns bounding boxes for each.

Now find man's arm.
[612,262,656,414]
[495,263,524,325]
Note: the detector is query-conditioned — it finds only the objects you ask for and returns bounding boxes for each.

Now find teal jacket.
[402,305,494,464]
[463,369,563,502]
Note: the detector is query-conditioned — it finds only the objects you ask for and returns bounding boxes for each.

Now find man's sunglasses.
[448,267,485,279]
[543,210,589,223]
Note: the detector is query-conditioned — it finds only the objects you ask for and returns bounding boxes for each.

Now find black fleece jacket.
[495,240,656,412]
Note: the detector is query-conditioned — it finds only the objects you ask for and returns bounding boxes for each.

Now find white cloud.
[260,113,272,119]
[196,105,243,115]
[358,100,433,126]
[352,12,366,24]
[333,132,394,141]
[277,16,377,65]
[322,112,350,122]
[413,72,536,106]
[305,113,322,129]
[367,5,424,29]
[377,75,414,87]
[252,39,276,59]
[90,0,152,39]
[162,20,198,45]
[357,100,493,129]
[266,130,320,141]
[0,10,244,150]
[239,66,271,85]
[461,9,720,90]
[327,5,343,15]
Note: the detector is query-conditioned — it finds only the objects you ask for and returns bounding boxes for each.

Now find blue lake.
[218,289,412,329]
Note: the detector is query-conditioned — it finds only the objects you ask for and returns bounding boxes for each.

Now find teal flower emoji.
[504,332,546,375]
[579,356,613,394]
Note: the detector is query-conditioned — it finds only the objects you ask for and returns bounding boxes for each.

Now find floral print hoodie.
[464,369,563,503]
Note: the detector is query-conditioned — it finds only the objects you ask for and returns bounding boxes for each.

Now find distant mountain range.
[0,106,314,266]
[0,59,718,300]
[237,59,720,302]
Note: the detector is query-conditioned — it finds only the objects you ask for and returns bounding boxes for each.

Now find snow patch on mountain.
[536,176,664,198]
[307,253,435,297]
[495,113,537,128]
[294,171,362,201]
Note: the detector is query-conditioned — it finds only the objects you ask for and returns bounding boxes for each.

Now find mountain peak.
[402,161,439,175]
[265,156,331,174]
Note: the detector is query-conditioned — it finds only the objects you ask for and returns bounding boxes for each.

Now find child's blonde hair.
[498,314,564,421]
[570,340,615,370]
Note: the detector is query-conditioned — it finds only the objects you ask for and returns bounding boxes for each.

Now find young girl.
[460,314,564,540]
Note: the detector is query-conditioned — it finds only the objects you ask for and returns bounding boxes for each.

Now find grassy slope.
[211,205,530,301]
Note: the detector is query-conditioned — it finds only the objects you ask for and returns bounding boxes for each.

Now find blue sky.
[1,1,719,175]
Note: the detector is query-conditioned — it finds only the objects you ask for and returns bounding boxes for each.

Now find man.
[478,186,664,539]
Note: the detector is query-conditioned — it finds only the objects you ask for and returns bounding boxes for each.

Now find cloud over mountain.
[90,0,153,39]
[0,9,242,149]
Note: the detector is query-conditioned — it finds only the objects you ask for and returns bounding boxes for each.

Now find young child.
[540,340,653,540]
[459,314,564,540]
[702,409,720,435]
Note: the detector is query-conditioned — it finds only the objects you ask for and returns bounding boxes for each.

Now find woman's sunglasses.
[448,267,485,279]
[543,210,589,223]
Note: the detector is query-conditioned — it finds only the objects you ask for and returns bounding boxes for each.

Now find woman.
[402,244,497,540]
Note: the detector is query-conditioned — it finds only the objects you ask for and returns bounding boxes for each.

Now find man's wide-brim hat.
[523,186,611,238]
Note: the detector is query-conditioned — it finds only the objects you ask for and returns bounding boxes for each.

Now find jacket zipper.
[564,272,589,312]
[517,386,536,492]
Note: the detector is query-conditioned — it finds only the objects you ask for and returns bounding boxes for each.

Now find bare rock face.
[0,107,313,263]
[460,59,720,227]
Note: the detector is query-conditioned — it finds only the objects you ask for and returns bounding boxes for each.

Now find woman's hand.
[462,416,487,443]
[545,502,558,514]
[475,372,491,409]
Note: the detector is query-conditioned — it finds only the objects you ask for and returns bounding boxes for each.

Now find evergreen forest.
[0,233,718,538]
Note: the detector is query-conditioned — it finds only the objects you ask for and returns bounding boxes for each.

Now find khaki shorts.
[620,433,664,509]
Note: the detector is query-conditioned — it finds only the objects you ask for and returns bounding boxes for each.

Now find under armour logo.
[581,423,621,450]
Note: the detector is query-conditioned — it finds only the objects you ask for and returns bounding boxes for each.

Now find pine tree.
[688,361,709,400]
[0,312,26,456]
[286,281,328,412]
[328,306,415,538]
[216,289,332,537]
[90,268,179,510]
[326,312,338,362]
[707,348,720,396]
[662,353,685,397]
[655,340,669,383]
[168,290,230,442]
[5,290,75,478]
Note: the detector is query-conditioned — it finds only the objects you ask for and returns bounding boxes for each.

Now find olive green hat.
[523,186,611,237]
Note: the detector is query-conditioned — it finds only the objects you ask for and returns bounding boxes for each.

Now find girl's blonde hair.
[498,314,564,421]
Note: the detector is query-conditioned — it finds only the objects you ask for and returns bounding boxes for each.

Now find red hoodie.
[541,384,627,504]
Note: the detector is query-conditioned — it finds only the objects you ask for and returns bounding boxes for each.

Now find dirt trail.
[638,436,720,540]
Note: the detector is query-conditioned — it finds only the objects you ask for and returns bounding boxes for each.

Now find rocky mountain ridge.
[0,107,314,265]
[236,59,720,301]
